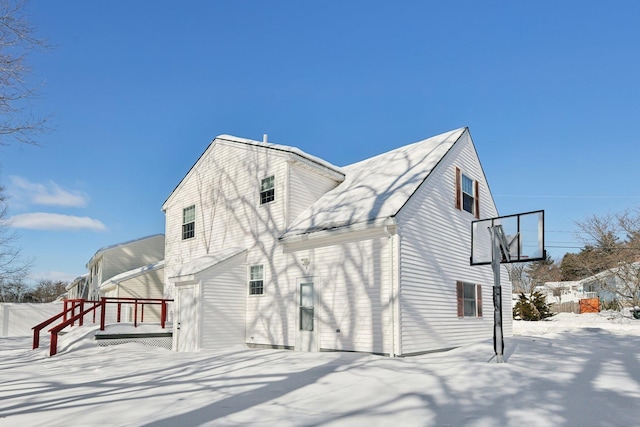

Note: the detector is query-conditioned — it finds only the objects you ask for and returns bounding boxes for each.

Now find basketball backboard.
[471,210,545,265]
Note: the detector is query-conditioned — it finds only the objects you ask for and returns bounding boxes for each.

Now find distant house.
[99,260,165,322]
[163,128,511,355]
[65,274,89,300]
[579,262,640,307]
[534,281,587,304]
[85,234,165,307]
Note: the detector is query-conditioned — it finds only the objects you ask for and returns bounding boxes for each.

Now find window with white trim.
[462,174,474,214]
[455,167,479,218]
[260,175,275,204]
[456,281,483,318]
[249,265,264,295]
[182,205,195,240]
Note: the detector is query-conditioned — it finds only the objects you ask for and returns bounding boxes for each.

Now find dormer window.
[260,175,275,204]
[455,167,479,219]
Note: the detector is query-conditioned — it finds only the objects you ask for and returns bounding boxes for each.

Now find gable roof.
[99,260,165,291]
[579,261,640,285]
[162,135,344,210]
[86,234,165,268]
[168,247,246,281]
[282,128,466,238]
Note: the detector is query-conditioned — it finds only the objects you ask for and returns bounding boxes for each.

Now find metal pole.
[491,226,504,363]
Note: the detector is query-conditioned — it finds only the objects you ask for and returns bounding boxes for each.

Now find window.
[456,281,483,318]
[182,205,195,240]
[455,167,479,218]
[249,265,264,295]
[260,175,275,204]
[462,174,474,214]
[299,282,314,331]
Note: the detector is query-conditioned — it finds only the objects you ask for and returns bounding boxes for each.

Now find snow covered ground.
[1,312,639,427]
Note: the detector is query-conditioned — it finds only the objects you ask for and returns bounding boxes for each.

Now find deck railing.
[32,297,173,356]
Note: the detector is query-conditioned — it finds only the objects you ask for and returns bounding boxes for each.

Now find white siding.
[288,235,392,354]
[117,268,165,322]
[100,236,165,283]
[396,131,512,355]
[163,139,344,350]
[163,142,289,305]
[86,235,165,301]
[200,253,247,350]
[287,162,340,227]
[244,250,298,348]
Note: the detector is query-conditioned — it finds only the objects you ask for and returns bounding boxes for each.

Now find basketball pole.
[491,226,505,363]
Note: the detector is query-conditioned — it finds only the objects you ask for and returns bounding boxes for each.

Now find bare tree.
[30,278,67,302]
[574,209,640,307]
[507,255,561,295]
[506,263,532,294]
[0,277,29,301]
[0,0,49,146]
[525,255,562,288]
[0,184,30,285]
[0,0,48,291]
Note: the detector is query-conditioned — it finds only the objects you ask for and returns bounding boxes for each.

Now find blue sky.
[2,1,639,283]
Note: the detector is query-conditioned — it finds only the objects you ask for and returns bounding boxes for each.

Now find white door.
[176,284,198,352]
[296,279,317,352]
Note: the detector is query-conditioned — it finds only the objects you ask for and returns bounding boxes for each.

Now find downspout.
[384,224,396,357]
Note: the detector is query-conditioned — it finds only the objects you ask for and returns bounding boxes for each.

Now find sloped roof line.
[579,261,640,284]
[86,234,165,268]
[99,260,165,290]
[281,127,467,238]
[216,135,345,176]
[162,135,345,210]
[169,247,246,280]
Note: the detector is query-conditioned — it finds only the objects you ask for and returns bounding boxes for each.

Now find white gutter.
[281,218,397,252]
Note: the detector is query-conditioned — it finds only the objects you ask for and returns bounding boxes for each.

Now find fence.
[32,297,173,356]
[1,303,62,337]
[550,301,580,314]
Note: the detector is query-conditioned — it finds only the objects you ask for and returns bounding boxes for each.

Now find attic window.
[182,205,195,240]
[462,175,474,214]
[260,175,275,204]
[455,167,480,218]
[456,281,483,318]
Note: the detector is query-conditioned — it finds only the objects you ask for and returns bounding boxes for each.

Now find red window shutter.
[455,167,461,210]
[474,180,480,219]
[456,281,464,317]
[476,284,483,317]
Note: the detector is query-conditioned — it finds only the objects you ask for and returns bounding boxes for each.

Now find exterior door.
[296,278,317,352]
[176,284,198,352]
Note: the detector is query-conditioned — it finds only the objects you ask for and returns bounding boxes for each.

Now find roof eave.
[280,217,397,252]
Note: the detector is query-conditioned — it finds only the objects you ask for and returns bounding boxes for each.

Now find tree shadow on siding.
[165,134,469,356]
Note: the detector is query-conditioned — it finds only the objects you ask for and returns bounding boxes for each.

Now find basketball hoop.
[471,210,545,363]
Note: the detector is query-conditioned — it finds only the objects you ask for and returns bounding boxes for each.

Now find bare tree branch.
[0,0,49,146]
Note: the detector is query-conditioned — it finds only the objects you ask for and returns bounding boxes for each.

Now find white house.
[85,234,165,302]
[163,128,511,356]
[579,262,640,307]
[534,281,587,304]
[65,274,89,300]
[99,260,165,322]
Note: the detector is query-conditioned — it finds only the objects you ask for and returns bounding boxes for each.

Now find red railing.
[31,299,96,350]
[98,297,171,330]
[32,297,173,356]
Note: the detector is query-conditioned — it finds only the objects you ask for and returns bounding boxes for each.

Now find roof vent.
[263,134,268,143]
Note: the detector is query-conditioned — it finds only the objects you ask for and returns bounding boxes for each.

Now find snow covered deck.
[94,323,173,349]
